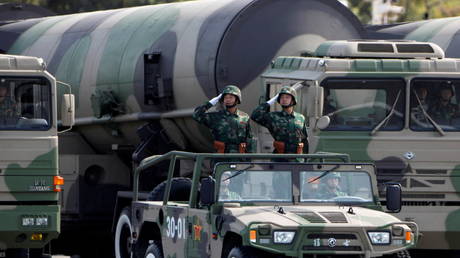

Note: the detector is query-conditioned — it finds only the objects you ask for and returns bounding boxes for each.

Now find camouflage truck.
[258,40,460,253]
[0,54,74,257]
[121,151,417,258]
[0,0,366,256]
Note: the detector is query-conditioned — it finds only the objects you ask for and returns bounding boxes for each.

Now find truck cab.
[126,152,417,258]
[0,54,73,256]
[259,40,460,251]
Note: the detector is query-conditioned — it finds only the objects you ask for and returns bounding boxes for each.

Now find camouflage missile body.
[259,40,460,251]
[129,152,417,258]
[0,0,364,153]
[0,54,61,251]
[0,1,365,252]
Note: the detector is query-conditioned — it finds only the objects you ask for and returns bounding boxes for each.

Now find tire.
[389,250,411,258]
[227,246,261,258]
[115,207,133,258]
[144,242,163,258]
[147,178,192,201]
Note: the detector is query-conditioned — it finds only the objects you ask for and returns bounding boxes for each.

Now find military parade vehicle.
[0,0,368,256]
[0,54,74,257]
[259,40,460,254]
[119,151,417,258]
[0,0,458,256]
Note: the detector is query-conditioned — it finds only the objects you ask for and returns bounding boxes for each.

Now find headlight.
[368,232,390,245]
[273,231,295,244]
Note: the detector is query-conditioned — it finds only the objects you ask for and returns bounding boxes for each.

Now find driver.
[428,82,460,124]
[0,83,20,124]
[317,172,346,199]
[219,171,241,200]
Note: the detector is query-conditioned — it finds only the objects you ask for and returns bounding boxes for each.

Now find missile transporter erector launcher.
[0,0,365,256]
[259,40,460,253]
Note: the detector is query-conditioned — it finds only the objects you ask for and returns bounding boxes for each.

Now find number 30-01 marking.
[166,216,186,239]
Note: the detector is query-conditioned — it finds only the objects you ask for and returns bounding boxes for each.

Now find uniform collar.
[281,109,295,117]
[224,108,239,116]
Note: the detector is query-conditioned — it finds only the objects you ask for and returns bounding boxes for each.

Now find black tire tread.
[144,241,163,258]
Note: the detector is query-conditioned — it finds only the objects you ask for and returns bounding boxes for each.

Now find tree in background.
[348,0,460,24]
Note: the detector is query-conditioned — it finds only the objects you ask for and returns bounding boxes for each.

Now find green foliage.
[348,0,372,24]
[348,0,460,24]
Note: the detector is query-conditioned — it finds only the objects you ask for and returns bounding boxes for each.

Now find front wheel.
[227,246,261,258]
[391,250,411,258]
[144,242,163,258]
[115,207,133,258]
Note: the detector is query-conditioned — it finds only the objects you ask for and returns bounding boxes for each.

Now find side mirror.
[61,94,75,127]
[385,183,402,213]
[200,176,216,206]
[316,116,330,130]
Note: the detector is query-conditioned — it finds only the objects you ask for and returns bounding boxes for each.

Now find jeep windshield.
[218,169,292,202]
[216,163,374,204]
[300,171,373,203]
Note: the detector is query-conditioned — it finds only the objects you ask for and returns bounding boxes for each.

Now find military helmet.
[439,81,455,96]
[277,85,297,105]
[221,85,241,104]
[324,172,341,180]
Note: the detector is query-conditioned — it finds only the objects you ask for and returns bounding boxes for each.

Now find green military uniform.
[219,189,241,200]
[316,185,346,199]
[193,85,255,153]
[428,102,460,125]
[0,97,20,126]
[251,86,308,154]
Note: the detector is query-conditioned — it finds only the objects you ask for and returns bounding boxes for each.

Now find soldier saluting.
[251,85,308,155]
[193,85,254,153]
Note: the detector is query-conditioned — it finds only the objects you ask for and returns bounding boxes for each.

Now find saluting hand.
[209,93,223,105]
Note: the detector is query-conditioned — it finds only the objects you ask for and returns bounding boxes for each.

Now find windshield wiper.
[308,164,340,184]
[370,90,401,136]
[223,164,254,181]
[413,89,445,136]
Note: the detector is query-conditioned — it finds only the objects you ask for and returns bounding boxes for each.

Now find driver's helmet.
[439,81,455,96]
[220,85,242,104]
[324,172,341,180]
[277,85,297,105]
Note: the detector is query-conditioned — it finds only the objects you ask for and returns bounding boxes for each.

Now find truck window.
[322,79,405,131]
[0,77,51,130]
[300,171,373,203]
[410,79,460,131]
[218,170,292,202]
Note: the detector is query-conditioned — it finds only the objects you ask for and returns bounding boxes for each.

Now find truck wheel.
[147,178,192,201]
[227,246,260,258]
[392,250,411,258]
[144,242,163,258]
[115,207,132,258]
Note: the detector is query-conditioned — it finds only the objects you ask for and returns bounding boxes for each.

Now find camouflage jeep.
[118,151,417,258]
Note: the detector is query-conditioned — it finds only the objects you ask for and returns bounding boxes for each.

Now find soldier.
[317,173,346,199]
[251,85,308,156]
[428,83,460,125]
[0,83,19,125]
[193,85,254,153]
